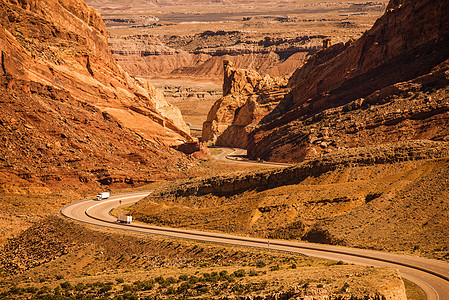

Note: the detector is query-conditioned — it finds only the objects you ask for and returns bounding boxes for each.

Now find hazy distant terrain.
[85,0,388,125]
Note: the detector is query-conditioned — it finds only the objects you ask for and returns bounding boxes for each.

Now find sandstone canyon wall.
[0,0,196,188]
[248,0,449,162]
[202,61,289,148]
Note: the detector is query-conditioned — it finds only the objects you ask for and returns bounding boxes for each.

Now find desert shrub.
[166,277,177,285]
[116,278,125,284]
[74,283,86,291]
[99,285,113,294]
[218,272,231,282]
[270,265,280,271]
[189,275,200,284]
[166,286,175,295]
[256,261,266,268]
[133,280,154,291]
[195,284,210,294]
[55,275,64,280]
[117,293,139,300]
[155,276,165,285]
[122,284,135,292]
[24,286,39,293]
[290,263,297,269]
[176,282,193,294]
[232,269,246,278]
[249,269,258,276]
[8,286,23,295]
[231,283,246,294]
[202,272,219,283]
[254,280,268,291]
[53,286,61,295]
[179,274,188,281]
[60,282,72,290]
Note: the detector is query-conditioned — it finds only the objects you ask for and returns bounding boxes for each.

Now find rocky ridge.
[202,61,289,147]
[248,0,449,162]
[137,140,449,199]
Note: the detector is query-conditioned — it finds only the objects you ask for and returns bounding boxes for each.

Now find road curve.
[211,147,293,167]
[61,192,449,300]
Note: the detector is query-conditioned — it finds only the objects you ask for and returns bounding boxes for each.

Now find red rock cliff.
[248,0,449,162]
[0,0,194,188]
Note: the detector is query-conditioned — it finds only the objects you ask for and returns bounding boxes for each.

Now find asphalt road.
[211,147,293,167]
[61,192,449,299]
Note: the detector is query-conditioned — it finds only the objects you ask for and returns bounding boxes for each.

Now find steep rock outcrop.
[0,0,196,187]
[248,0,449,162]
[202,61,289,147]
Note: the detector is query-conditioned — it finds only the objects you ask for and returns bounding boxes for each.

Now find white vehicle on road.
[95,192,110,201]
[117,215,132,224]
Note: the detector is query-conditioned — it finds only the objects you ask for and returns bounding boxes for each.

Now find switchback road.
[61,192,449,299]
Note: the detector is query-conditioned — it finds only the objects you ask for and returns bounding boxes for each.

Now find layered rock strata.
[0,0,197,187]
[108,31,320,79]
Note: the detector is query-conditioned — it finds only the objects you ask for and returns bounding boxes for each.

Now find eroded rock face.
[248,0,449,162]
[202,60,289,147]
[0,0,195,187]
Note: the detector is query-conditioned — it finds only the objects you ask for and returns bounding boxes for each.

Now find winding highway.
[61,192,449,299]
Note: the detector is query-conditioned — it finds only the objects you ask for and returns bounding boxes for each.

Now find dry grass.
[0,216,405,299]
[403,279,426,300]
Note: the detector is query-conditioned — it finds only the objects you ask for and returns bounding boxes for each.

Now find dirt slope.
[248,0,449,162]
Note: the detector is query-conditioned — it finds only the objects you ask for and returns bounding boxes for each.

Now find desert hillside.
[247,0,449,162]
[0,0,442,298]
[130,0,449,263]
[132,140,449,260]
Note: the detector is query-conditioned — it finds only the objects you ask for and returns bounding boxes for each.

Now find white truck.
[117,215,132,224]
[95,192,110,201]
